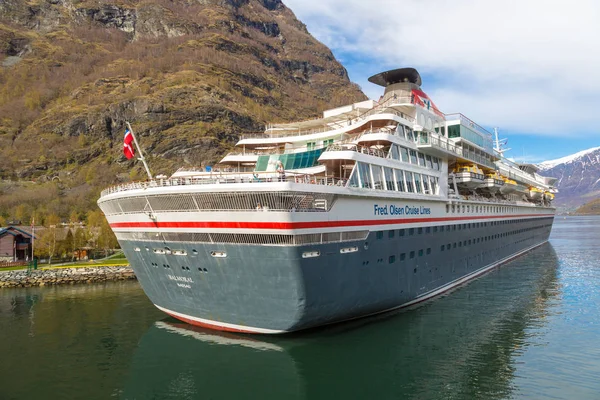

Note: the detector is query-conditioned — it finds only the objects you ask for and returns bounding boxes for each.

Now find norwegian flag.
[124,128,135,160]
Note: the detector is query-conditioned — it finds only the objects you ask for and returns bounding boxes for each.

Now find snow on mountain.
[538,146,600,170]
[537,146,600,209]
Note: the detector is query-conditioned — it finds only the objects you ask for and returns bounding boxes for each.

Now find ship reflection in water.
[123,243,561,400]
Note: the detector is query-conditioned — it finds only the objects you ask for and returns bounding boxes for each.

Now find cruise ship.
[98,68,557,334]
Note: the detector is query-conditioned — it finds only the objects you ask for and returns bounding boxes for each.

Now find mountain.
[538,146,600,210]
[0,0,366,221]
[575,198,600,215]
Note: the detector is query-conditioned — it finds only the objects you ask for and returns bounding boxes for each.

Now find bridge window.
[418,152,426,167]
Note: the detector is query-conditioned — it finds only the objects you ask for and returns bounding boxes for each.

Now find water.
[1,217,599,400]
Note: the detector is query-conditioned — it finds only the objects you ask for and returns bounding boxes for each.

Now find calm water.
[1,217,599,400]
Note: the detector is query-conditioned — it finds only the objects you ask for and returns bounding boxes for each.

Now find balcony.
[416,132,496,169]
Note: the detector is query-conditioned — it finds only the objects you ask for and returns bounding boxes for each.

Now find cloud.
[284,0,600,136]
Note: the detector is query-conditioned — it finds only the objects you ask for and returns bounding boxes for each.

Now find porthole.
[210,251,227,258]
[302,251,320,258]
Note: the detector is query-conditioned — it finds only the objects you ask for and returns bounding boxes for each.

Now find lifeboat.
[499,176,518,194]
[452,163,484,189]
[528,186,544,201]
[544,191,555,202]
[480,171,504,193]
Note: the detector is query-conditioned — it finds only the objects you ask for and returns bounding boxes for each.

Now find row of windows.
[383,223,551,265]
[349,162,439,195]
[388,143,441,171]
[440,223,551,251]
[446,203,537,214]
[374,218,554,239]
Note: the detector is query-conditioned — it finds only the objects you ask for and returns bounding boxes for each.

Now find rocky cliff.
[0,0,366,220]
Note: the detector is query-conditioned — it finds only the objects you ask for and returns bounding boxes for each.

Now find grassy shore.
[1,251,129,272]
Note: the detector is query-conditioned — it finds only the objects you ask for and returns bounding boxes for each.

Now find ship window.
[400,147,410,163]
[389,255,396,264]
[418,228,423,234]
[409,228,415,235]
[433,157,440,170]
[358,162,372,189]
[384,167,395,190]
[418,152,426,167]
[433,226,438,233]
[400,253,406,261]
[441,245,445,251]
[426,155,433,169]
[453,243,457,248]
[423,175,430,194]
[418,249,424,257]
[376,231,383,240]
[347,166,360,188]
[459,242,462,247]
[388,230,395,239]
[396,124,406,138]
[405,172,415,192]
[441,226,445,232]
[406,127,415,141]
[426,248,431,255]
[447,244,451,250]
[409,150,418,164]
[390,144,400,160]
[446,204,450,213]
[410,251,415,259]
[395,169,406,192]
[426,227,431,234]
[371,165,384,190]
[399,229,405,236]
[431,177,438,194]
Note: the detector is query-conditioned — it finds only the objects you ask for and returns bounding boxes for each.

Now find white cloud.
[283,0,600,136]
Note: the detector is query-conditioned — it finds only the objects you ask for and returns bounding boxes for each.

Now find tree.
[97,218,118,257]
[73,227,88,259]
[69,210,79,225]
[0,215,5,227]
[61,229,74,260]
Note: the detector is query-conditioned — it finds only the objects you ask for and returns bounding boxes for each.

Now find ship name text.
[374,204,431,216]
[168,275,194,284]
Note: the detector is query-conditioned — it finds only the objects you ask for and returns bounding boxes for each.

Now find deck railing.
[100,173,349,198]
[241,96,417,140]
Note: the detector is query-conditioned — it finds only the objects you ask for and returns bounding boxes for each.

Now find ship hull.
[118,215,554,334]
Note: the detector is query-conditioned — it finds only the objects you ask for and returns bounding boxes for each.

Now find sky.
[283,0,600,163]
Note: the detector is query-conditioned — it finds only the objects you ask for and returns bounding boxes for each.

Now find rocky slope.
[0,0,366,220]
[538,147,600,210]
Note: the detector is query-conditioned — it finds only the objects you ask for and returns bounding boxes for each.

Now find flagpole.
[126,122,153,180]
[31,218,34,262]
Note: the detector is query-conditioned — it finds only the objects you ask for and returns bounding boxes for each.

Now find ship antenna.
[493,127,510,156]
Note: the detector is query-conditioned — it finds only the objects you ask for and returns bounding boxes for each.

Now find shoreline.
[0,266,136,288]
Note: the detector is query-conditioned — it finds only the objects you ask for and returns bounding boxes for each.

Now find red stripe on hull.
[162,310,257,334]
[111,213,555,230]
